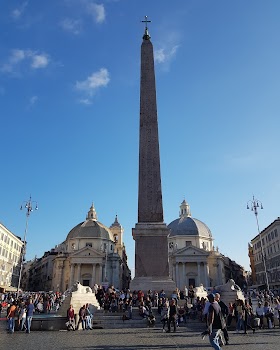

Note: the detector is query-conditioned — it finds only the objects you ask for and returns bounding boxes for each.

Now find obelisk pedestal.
[130,223,176,294]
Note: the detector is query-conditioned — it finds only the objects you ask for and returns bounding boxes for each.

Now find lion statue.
[215,279,241,292]
[73,281,93,294]
[194,284,207,299]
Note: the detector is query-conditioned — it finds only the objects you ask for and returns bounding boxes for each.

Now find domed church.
[168,200,227,290]
[29,204,131,292]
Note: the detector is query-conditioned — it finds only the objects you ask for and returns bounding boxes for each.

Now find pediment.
[174,245,209,257]
[70,246,104,258]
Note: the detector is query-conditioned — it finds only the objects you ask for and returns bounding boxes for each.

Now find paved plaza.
[1,324,279,350]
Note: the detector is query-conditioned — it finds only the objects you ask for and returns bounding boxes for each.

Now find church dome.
[168,200,212,238]
[66,204,114,241]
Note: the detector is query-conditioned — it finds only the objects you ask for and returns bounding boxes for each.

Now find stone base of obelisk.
[130,222,176,297]
[129,276,176,297]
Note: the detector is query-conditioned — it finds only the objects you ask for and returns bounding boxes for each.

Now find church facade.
[24,204,131,292]
[168,200,246,290]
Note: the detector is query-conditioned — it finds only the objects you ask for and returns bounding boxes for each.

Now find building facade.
[23,204,131,292]
[250,217,280,290]
[0,222,23,291]
[168,200,246,290]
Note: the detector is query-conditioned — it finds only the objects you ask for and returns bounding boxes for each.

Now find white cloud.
[31,54,49,69]
[154,45,179,65]
[60,18,82,35]
[85,2,105,23]
[11,1,29,20]
[1,49,50,73]
[78,98,92,105]
[75,68,110,95]
[29,95,38,106]
[1,49,26,73]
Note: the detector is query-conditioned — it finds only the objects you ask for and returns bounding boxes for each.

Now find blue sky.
[1,0,280,277]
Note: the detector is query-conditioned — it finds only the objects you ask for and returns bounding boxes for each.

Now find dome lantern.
[86,203,97,221]
[179,199,191,218]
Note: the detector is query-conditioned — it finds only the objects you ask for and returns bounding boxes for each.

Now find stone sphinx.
[215,279,244,305]
[72,281,93,294]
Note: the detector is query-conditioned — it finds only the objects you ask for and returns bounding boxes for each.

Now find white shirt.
[255,306,264,316]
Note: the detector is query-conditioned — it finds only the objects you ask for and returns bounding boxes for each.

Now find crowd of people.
[0,291,65,333]
[1,285,280,348]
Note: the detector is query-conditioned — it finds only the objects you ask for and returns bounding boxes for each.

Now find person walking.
[167,299,178,333]
[7,301,17,333]
[26,299,35,334]
[19,302,27,331]
[160,300,170,332]
[207,293,224,350]
[244,299,256,334]
[215,293,229,345]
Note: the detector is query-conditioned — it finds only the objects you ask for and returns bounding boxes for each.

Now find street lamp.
[17,195,38,294]
[247,195,269,291]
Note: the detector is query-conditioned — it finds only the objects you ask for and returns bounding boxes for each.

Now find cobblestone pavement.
[1,325,280,350]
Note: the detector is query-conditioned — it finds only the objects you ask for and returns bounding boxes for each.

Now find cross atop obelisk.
[141,15,151,40]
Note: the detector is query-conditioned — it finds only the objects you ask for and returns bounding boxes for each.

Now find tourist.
[85,303,93,329]
[243,299,255,334]
[77,305,86,330]
[7,301,17,333]
[26,299,35,334]
[227,302,235,328]
[160,300,169,332]
[67,304,75,331]
[215,293,229,345]
[236,299,245,333]
[274,299,280,326]
[263,301,274,328]
[207,293,224,350]
[18,302,27,331]
[167,299,177,332]
[188,286,195,304]
[255,301,264,329]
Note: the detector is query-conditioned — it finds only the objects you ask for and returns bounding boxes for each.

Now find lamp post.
[17,196,38,295]
[247,195,269,291]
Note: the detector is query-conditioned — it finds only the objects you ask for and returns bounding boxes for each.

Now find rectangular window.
[275,229,278,237]
[272,231,275,239]
[185,241,192,247]
[85,243,92,247]
[268,233,271,241]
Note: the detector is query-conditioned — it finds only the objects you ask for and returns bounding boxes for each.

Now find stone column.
[77,263,81,283]
[205,263,210,287]
[172,264,176,281]
[197,262,201,286]
[70,264,74,287]
[218,260,223,284]
[182,263,186,288]
[91,264,96,287]
[175,263,179,287]
[102,264,105,282]
[60,259,65,291]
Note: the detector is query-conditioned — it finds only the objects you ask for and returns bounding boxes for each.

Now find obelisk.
[130,17,176,294]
